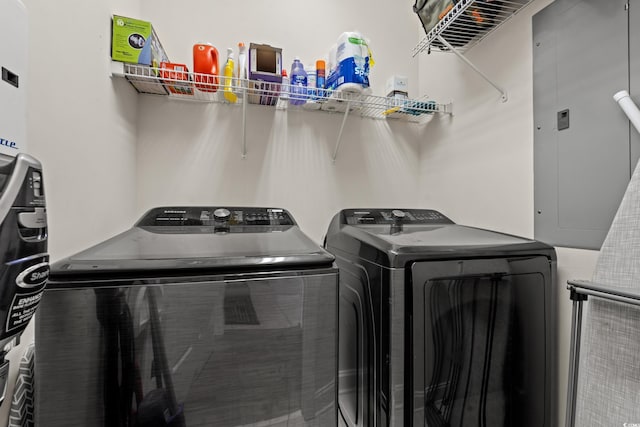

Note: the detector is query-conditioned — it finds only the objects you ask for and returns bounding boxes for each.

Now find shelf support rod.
[241,88,247,159]
[436,35,508,102]
[332,101,351,162]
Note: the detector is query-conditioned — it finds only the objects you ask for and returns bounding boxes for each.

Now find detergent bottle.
[289,58,307,106]
[223,47,237,103]
[303,64,320,110]
[237,42,248,88]
[193,43,219,92]
[280,69,289,100]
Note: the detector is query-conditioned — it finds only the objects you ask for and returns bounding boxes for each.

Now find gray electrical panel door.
[533,0,634,250]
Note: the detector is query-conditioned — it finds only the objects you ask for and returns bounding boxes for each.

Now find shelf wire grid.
[413,0,533,56]
[120,63,452,123]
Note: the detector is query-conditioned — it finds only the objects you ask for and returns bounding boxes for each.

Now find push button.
[32,171,42,197]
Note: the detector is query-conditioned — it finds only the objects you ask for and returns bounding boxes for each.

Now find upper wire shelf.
[113,63,452,123]
[413,0,533,56]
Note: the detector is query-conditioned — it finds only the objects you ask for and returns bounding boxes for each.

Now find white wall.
[136,100,421,242]
[417,0,600,424]
[135,0,423,242]
[26,0,141,259]
[0,0,141,423]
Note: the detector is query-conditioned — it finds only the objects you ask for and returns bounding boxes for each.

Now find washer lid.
[51,207,334,279]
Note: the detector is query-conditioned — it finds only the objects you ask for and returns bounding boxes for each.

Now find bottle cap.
[316,60,325,69]
[282,69,288,77]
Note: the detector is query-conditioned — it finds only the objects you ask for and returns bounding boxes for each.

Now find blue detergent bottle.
[289,58,307,106]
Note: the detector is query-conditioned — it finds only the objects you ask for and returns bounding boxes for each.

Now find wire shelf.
[116,63,452,123]
[413,0,533,56]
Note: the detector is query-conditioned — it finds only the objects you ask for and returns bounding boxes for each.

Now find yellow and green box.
[111,15,168,68]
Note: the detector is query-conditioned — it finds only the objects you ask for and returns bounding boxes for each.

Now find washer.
[324,208,556,427]
[35,206,338,427]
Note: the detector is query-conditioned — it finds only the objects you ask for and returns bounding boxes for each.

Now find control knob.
[390,209,405,234]
[213,208,231,221]
[391,210,406,220]
[213,208,231,232]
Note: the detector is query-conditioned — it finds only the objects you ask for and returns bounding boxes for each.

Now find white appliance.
[0,0,28,157]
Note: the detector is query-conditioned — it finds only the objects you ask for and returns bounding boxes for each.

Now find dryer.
[324,208,556,427]
[35,206,338,427]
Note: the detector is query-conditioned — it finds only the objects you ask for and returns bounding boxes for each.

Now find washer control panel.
[138,207,295,227]
[343,208,453,225]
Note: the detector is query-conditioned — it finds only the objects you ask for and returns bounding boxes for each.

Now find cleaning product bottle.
[289,58,307,106]
[303,64,320,110]
[307,65,317,98]
[237,42,248,88]
[193,43,219,92]
[316,59,326,99]
[223,47,237,103]
[280,69,289,100]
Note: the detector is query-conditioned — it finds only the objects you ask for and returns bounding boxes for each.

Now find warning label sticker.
[6,291,44,333]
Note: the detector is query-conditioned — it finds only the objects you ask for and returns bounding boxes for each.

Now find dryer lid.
[356,223,535,247]
[325,208,555,267]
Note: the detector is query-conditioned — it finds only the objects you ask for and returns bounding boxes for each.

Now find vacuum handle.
[0,153,43,223]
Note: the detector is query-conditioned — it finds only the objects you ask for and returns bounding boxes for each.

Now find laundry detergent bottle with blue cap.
[289,58,307,106]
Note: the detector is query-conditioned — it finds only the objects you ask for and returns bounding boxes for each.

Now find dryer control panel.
[343,208,453,225]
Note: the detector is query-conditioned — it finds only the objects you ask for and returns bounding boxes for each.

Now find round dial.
[391,209,406,220]
[213,208,231,221]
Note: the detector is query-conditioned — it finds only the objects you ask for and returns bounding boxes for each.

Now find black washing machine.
[324,208,556,427]
[35,206,338,427]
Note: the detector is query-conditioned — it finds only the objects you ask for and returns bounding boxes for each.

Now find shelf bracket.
[332,101,351,162]
[436,35,508,103]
